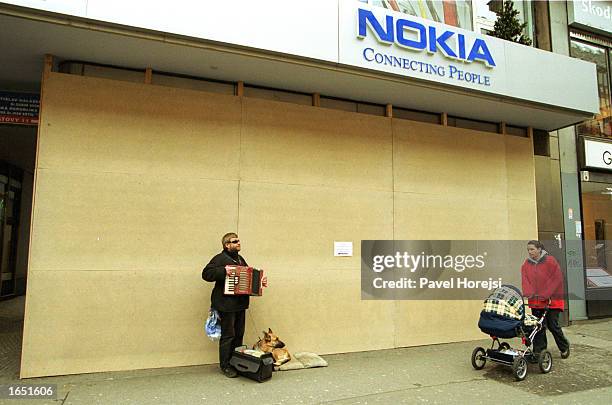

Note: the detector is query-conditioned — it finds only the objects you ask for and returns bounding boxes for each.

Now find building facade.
[565,0,612,317]
[0,0,601,377]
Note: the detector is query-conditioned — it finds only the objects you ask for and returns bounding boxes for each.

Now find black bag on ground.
[229,351,274,382]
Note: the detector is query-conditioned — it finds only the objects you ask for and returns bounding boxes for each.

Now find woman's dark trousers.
[531,308,569,354]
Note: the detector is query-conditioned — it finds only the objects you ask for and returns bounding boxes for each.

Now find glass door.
[570,39,611,138]
[0,162,22,299]
[580,178,612,317]
[581,181,612,288]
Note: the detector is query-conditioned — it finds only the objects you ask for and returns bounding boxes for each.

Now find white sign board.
[584,139,612,170]
[568,1,612,36]
[337,0,598,114]
[334,241,353,257]
[338,1,505,94]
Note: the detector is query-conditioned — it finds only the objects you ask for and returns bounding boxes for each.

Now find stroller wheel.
[471,347,486,370]
[499,342,510,351]
[512,357,528,381]
[538,350,553,373]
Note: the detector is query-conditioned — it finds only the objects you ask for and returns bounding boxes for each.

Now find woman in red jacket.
[521,240,570,359]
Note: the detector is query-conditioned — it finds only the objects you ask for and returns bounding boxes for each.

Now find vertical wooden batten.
[144,68,153,84]
[42,54,53,82]
[236,81,244,97]
[312,93,320,107]
[440,112,448,126]
[385,104,392,118]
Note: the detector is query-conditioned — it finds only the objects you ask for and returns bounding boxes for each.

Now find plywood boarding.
[392,121,537,347]
[22,72,538,377]
[23,73,242,376]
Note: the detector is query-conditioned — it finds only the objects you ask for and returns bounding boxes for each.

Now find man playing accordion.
[202,233,249,378]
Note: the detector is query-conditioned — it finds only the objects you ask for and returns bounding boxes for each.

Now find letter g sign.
[603,150,612,166]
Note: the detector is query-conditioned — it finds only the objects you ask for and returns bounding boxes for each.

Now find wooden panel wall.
[21,72,537,377]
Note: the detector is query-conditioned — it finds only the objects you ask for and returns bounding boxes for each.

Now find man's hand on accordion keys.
[224,265,265,296]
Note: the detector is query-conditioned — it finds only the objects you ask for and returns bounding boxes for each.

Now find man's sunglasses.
[228,239,240,244]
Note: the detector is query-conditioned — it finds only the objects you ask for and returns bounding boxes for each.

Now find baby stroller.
[471,285,552,381]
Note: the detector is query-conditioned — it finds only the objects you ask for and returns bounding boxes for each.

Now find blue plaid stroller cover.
[478,285,538,339]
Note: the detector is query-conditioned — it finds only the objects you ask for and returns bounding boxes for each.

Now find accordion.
[224,266,264,296]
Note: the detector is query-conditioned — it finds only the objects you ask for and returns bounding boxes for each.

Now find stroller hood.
[478,285,526,338]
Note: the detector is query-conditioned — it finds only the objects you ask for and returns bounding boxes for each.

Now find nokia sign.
[357,8,496,68]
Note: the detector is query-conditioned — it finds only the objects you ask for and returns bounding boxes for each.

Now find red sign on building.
[0,91,40,125]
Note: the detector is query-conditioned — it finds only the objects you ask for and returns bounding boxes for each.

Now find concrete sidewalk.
[1,297,611,404]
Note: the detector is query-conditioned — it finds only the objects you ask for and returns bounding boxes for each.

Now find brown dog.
[253,328,291,366]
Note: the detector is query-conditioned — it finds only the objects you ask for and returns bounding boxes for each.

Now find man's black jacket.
[202,250,249,312]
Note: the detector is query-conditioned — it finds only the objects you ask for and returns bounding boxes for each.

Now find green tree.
[491,0,532,46]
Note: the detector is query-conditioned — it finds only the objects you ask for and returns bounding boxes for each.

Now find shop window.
[506,125,528,137]
[0,162,22,298]
[532,129,550,157]
[152,74,234,95]
[56,60,529,135]
[320,97,358,112]
[393,107,440,124]
[357,103,385,116]
[581,181,612,289]
[474,0,497,33]
[320,97,387,117]
[570,40,612,139]
[59,62,237,96]
[82,64,145,83]
[448,116,498,133]
[58,62,144,83]
[474,0,535,45]
[243,86,312,106]
[363,0,473,30]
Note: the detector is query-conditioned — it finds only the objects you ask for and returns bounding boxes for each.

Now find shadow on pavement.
[482,343,612,396]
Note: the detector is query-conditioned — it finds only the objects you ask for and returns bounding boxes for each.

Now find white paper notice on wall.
[334,241,353,257]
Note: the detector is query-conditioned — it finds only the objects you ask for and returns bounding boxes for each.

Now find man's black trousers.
[218,310,245,370]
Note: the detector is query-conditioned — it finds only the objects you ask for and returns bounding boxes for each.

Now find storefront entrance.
[0,162,23,298]
[570,28,612,318]
[0,123,36,379]
[0,124,37,299]
[581,176,612,317]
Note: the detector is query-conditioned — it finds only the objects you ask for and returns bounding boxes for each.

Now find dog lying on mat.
[253,328,291,366]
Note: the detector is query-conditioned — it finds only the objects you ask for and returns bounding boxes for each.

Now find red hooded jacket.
[521,252,565,310]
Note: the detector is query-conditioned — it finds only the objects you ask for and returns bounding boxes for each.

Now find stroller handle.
[525,295,552,308]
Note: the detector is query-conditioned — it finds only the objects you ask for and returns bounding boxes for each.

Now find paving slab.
[1,295,611,404]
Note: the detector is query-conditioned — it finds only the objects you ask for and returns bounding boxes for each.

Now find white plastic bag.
[205,308,221,341]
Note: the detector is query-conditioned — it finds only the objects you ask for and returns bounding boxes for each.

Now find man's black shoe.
[222,366,238,378]
[527,354,539,364]
[561,347,570,359]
